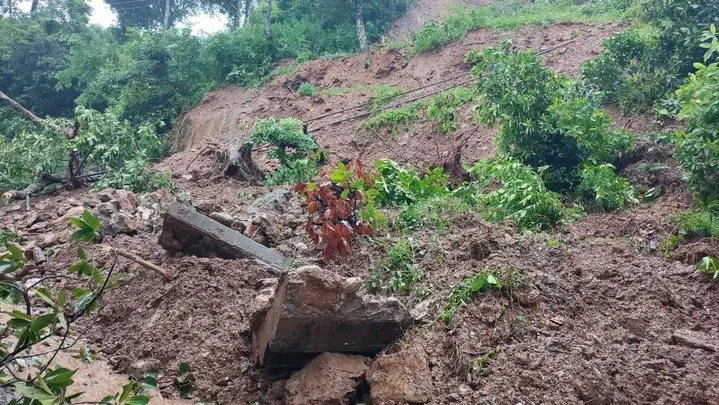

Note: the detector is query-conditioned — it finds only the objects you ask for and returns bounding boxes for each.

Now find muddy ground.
[1,15,718,405]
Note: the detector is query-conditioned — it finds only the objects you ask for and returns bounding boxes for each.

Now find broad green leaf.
[30,313,57,332]
[82,210,101,232]
[77,247,87,260]
[127,395,151,405]
[43,367,77,387]
[69,217,91,231]
[73,228,96,242]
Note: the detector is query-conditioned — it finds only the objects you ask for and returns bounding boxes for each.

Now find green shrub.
[672,210,719,239]
[246,117,323,186]
[580,29,669,114]
[374,159,449,206]
[673,29,719,204]
[577,164,638,211]
[580,0,719,113]
[697,256,719,279]
[468,158,566,232]
[297,82,317,97]
[92,158,174,193]
[439,268,523,323]
[472,44,631,191]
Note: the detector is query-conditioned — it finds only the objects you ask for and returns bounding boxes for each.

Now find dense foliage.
[246,117,324,185]
[471,44,633,192]
[0,211,157,404]
[672,26,719,206]
[581,0,719,113]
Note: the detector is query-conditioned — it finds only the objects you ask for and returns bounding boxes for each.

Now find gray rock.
[247,189,291,215]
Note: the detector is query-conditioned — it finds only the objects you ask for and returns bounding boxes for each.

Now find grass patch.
[411,0,630,55]
[439,267,523,323]
[396,195,471,233]
[297,82,317,96]
[367,238,425,299]
[359,87,475,135]
[0,230,21,248]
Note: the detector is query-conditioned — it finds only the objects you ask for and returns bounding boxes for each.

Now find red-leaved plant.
[294,160,383,262]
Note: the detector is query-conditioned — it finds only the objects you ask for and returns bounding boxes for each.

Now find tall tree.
[105,0,199,29]
[163,0,171,29]
[354,0,367,51]
[264,0,272,40]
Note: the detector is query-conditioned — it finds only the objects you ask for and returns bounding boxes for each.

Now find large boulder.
[366,346,433,405]
[251,266,411,368]
[284,353,369,405]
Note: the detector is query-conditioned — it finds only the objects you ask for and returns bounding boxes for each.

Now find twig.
[185,145,211,171]
[100,246,169,278]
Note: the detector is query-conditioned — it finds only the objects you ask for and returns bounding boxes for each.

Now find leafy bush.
[374,159,449,206]
[472,44,631,191]
[246,117,323,186]
[672,210,719,239]
[297,82,317,96]
[294,160,383,262]
[577,164,638,211]
[92,158,174,194]
[0,210,156,404]
[468,158,566,232]
[672,28,719,204]
[580,29,670,114]
[0,107,164,192]
[580,0,719,113]
[367,238,423,296]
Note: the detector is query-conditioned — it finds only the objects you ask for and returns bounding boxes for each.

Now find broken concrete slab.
[285,353,368,405]
[158,203,292,271]
[251,266,411,368]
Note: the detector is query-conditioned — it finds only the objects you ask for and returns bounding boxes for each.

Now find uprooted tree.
[0,91,166,199]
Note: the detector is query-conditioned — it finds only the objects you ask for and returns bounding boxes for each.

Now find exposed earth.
[1,3,718,405]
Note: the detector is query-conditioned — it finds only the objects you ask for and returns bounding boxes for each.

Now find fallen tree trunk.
[214,140,265,184]
[0,90,73,138]
[2,173,66,200]
[0,90,86,196]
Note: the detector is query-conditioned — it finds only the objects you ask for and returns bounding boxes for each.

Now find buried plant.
[295,160,384,262]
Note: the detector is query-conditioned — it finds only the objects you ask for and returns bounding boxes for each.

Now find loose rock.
[367,346,433,405]
[209,212,235,227]
[285,353,369,405]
